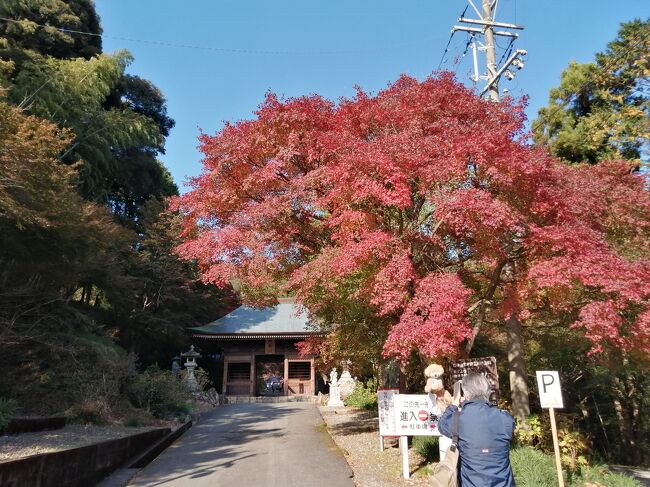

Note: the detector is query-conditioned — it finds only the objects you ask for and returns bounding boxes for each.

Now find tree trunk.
[612,394,630,449]
[622,371,643,465]
[506,314,530,421]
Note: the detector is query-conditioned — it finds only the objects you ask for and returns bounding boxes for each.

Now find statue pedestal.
[328,384,344,407]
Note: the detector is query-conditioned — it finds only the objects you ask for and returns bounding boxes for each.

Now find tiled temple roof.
[189,298,319,338]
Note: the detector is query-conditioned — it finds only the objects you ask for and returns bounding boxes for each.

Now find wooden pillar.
[284,357,289,395]
[250,352,255,396]
[310,357,315,395]
[223,359,229,396]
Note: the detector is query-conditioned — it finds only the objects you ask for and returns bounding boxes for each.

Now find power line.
[437,5,469,70]
[437,31,457,70]
[496,37,515,67]
[0,16,443,57]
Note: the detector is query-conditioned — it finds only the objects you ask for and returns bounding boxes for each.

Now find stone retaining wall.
[0,428,169,487]
[1,416,66,435]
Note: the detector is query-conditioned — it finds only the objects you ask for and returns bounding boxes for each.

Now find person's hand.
[452,381,462,406]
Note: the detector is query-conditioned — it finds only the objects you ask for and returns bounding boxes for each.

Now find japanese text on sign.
[394,394,442,436]
[450,356,500,403]
[378,388,399,436]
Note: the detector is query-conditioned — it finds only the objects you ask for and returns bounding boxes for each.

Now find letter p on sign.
[536,371,564,409]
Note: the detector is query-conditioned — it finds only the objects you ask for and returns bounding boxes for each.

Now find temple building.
[189,298,322,397]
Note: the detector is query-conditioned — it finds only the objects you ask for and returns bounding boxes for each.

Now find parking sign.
[536,371,564,409]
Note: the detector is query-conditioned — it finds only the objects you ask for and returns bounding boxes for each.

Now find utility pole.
[450,0,526,101]
[482,0,499,101]
[446,0,532,422]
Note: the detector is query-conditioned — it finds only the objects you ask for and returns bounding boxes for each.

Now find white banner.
[378,388,399,436]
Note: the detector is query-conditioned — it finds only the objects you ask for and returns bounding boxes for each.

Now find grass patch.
[511,446,642,487]
[412,435,439,463]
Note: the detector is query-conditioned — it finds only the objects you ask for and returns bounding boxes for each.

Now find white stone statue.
[327,367,344,407]
[329,367,339,386]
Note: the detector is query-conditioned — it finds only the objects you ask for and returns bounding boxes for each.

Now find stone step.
[224,395,318,404]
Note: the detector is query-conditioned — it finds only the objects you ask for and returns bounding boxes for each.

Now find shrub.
[123,410,154,427]
[514,415,543,447]
[127,365,192,419]
[0,398,17,430]
[515,414,589,471]
[344,378,378,411]
[65,400,107,425]
[181,366,212,391]
[413,435,439,463]
[0,330,129,415]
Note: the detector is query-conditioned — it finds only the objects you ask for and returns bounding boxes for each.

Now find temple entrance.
[255,354,285,396]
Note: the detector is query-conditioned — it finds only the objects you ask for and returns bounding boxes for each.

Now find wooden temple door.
[284,359,314,396]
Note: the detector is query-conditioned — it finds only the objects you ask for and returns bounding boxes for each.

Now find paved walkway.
[128,402,355,487]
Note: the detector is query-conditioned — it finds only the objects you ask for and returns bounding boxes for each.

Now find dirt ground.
[0,424,159,462]
[319,406,432,487]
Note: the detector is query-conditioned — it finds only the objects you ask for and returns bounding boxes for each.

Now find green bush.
[344,378,378,411]
[65,400,106,425]
[127,365,192,419]
[0,331,129,415]
[413,435,439,463]
[123,410,154,427]
[515,414,589,471]
[0,398,18,430]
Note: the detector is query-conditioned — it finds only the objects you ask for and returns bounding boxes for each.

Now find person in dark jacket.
[438,373,516,487]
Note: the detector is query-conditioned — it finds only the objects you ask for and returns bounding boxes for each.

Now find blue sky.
[94,0,647,191]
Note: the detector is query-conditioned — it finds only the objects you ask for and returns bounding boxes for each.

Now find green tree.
[0,98,128,304]
[0,0,101,63]
[1,3,177,218]
[533,19,649,164]
[105,74,177,222]
[111,199,237,365]
[6,51,170,205]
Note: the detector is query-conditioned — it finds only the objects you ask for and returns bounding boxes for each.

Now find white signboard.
[536,371,564,409]
[378,388,399,436]
[394,394,442,436]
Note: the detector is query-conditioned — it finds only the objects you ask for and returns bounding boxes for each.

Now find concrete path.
[128,402,355,487]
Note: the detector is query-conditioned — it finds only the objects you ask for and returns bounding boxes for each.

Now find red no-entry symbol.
[418,410,429,421]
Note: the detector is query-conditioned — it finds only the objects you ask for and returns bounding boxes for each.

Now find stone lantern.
[181,345,201,391]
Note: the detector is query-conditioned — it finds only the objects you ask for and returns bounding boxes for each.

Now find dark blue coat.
[438,400,516,487]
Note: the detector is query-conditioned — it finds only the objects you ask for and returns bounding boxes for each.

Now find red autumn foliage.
[173,73,650,362]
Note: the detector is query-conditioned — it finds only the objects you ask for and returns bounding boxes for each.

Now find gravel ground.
[0,424,159,462]
[319,406,432,487]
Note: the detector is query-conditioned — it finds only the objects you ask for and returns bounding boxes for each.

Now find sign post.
[536,371,565,487]
[393,394,443,479]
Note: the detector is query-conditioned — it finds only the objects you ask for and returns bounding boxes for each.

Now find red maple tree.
[174,74,649,415]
